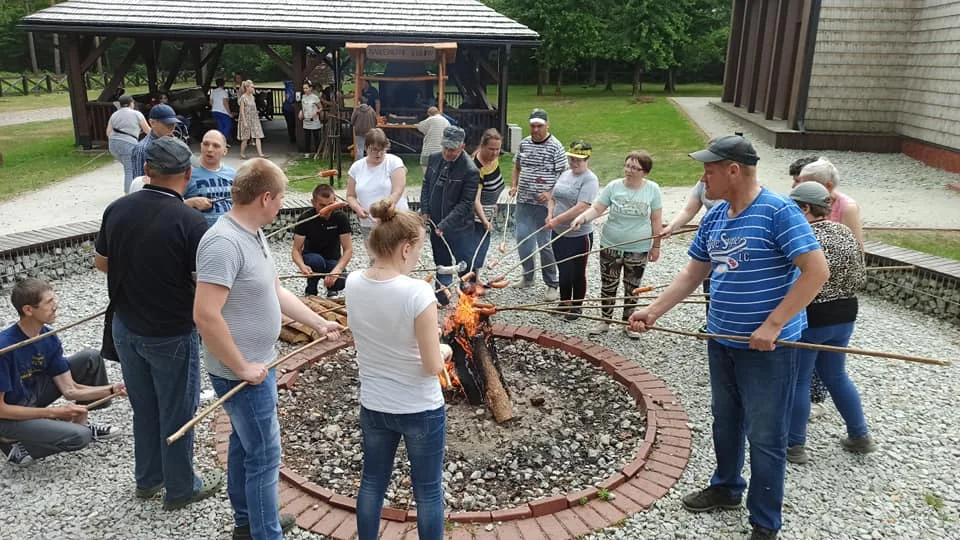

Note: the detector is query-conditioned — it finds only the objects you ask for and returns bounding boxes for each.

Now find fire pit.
[212,324,692,539]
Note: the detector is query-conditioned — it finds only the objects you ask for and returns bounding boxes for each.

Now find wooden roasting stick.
[166,330,348,445]
[265,200,348,239]
[512,307,951,367]
[0,308,108,357]
[498,194,516,254]
[84,390,125,410]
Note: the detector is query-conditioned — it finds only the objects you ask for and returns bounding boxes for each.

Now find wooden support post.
[64,35,92,148]
[98,40,145,102]
[437,51,446,113]
[354,49,364,109]
[293,43,306,152]
[80,36,115,74]
[163,43,191,91]
[193,43,203,87]
[144,39,159,93]
[260,44,295,80]
[200,44,225,89]
[497,45,510,139]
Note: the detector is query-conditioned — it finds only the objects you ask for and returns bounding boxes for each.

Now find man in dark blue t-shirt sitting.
[0,279,124,465]
[292,183,353,298]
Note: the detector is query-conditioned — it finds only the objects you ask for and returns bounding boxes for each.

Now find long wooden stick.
[495,226,575,281]
[0,308,108,357]
[166,331,346,445]
[265,200,349,239]
[498,194,515,254]
[863,226,960,233]
[525,228,697,277]
[470,228,491,272]
[487,223,549,269]
[513,307,951,367]
[84,391,124,410]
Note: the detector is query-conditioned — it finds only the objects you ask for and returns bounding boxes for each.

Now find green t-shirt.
[596,178,663,252]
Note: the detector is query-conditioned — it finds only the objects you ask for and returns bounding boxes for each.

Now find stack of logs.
[279,296,347,343]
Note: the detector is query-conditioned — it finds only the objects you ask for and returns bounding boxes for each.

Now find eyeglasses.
[624,165,646,172]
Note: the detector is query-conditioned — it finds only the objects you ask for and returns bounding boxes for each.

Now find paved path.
[0,106,72,127]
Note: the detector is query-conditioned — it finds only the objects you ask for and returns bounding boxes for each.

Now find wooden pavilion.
[18,0,539,151]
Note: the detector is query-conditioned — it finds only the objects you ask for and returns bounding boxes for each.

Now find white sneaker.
[89,423,120,442]
[514,278,535,289]
[543,287,559,301]
[588,322,609,335]
[624,327,642,340]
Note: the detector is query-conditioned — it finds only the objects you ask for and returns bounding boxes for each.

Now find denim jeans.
[514,203,557,287]
[214,112,233,141]
[210,370,282,539]
[108,137,138,193]
[429,227,474,288]
[472,221,492,271]
[112,314,202,503]
[789,322,868,446]
[707,340,798,532]
[356,406,445,540]
[302,252,346,296]
[355,135,366,158]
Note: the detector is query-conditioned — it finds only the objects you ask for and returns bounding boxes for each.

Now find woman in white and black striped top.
[471,129,505,270]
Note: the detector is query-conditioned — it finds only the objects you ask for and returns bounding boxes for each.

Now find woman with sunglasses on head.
[345,198,452,540]
[544,140,600,321]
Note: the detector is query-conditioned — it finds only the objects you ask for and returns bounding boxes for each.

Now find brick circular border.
[212,323,692,539]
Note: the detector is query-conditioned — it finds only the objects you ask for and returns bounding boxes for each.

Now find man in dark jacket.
[420,126,480,294]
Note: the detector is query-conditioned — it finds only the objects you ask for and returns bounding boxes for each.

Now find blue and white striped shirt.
[688,188,820,348]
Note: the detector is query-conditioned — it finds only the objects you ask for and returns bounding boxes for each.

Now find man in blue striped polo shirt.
[628,135,829,540]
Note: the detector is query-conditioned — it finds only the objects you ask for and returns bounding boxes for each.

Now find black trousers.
[552,232,593,309]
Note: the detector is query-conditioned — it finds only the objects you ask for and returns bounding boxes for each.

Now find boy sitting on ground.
[0,278,124,465]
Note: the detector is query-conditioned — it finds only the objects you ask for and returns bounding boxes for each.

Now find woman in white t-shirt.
[106,95,150,193]
[346,128,409,234]
[345,198,452,540]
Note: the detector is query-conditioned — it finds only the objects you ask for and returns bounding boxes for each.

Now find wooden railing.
[86,102,118,147]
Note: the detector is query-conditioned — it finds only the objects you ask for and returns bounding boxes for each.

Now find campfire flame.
[438,289,483,391]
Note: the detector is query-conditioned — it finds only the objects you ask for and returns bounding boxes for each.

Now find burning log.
[440,290,514,423]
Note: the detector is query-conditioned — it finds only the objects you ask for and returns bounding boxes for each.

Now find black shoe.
[681,486,741,513]
[750,525,778,539]
[135,483,164,499]
[305,289,318,297]
[232,514,297,539]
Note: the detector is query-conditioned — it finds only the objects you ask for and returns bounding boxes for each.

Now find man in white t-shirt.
[416,107,450,167]
[209,78,232,143]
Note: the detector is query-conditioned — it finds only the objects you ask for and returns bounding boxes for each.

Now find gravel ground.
[1,228,958,539]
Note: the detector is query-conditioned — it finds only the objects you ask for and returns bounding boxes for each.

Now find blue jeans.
[429,227,474,288]
[789,322,868,446]
[356,406,445,540]
[108,137,138,193]
[214,112,233,141]
[355,135,366,158]
[707,340,798,532]
[112,314,201,503]
[472,221,492,271]
[210,370,282,539]
[514,203,557,287]
[302,252,346,296]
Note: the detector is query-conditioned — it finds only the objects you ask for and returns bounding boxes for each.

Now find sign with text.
[365,45,437,62]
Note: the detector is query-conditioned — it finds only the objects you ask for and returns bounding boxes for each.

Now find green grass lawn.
[0,119,112,200]
[0,85,156,114]
[866,231,960,261]
[283,83,719,193]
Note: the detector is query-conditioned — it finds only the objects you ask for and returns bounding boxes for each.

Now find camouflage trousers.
[599,248,648,320]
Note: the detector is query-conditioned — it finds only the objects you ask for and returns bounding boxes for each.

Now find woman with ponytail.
[345,198,452,540]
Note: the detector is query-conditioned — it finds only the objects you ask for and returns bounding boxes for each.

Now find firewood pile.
[279,296,347,343]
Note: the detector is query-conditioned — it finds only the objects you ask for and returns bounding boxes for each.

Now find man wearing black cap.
[420,126,480,295]
[627,135,829,539]
[129,103,180,181]
[94,137,224,511]
[509,108,566,300]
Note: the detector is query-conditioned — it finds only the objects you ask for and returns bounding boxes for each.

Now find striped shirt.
[129,131,159,179]
[513,134,567,205]
[688,188,820,348]
[474,155,504,223]
[196,215,281,380]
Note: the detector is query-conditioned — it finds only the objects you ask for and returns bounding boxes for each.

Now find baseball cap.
[148,103,178,125]
[689,135,759,166]
[789,181,831,208]
[529,108,548,125]
[145,137,193,175]
[118,94,133,107]
[566,140,592,159]
[440,126,466,149]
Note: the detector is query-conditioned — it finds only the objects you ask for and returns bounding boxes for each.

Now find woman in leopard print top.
[785,182,876,464]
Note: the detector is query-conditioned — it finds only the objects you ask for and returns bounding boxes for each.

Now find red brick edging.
[212,324,692,538]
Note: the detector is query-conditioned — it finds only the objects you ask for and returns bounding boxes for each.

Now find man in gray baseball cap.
[628,133,829,540]
[145,136,193,177]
